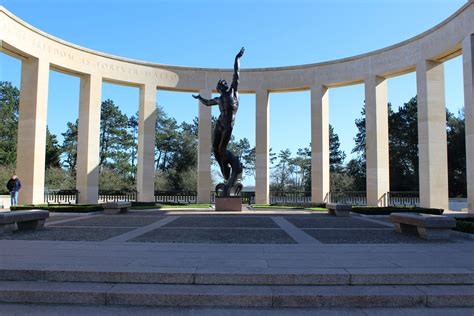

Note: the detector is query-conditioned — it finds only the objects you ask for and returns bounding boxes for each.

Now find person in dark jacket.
[6,174,21,206]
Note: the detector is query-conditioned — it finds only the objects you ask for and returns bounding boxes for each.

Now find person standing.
[6,174,21,206]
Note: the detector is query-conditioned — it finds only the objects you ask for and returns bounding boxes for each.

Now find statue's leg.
[213,126,227,179]
[226,150,243,193]
[218,127,233,180]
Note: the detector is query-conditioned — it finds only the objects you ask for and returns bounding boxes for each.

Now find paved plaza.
[0,208,473,314]
[0,209,461,244]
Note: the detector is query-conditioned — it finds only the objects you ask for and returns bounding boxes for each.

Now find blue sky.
[0,0,466,186]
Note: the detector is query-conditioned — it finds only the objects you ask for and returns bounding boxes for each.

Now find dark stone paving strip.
[158,227,282,230]
[51,225,142,229]
[49,216,164,228]
[163,216,279,228]
[130,228,297,244]
[45,216,80,223]
[303,229,455,244]
[286,217,389,229]
[0,227,133,242]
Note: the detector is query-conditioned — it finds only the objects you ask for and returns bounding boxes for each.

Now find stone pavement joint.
[271,216,322,244]
[103,216,180,242]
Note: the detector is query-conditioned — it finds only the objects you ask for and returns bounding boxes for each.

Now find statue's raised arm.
[231,47,245,91]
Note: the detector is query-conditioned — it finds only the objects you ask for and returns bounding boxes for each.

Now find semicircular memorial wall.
[1,3,473,212]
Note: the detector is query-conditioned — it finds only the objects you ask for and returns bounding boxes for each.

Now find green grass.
[130,204,212,210]
[250,204,327,211]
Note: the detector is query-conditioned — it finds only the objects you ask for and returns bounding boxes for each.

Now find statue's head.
[216,79,229,93]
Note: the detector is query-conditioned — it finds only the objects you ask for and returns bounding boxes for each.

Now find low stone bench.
[102,202,131,215]
[0,210,50,234]
[327,203,352,217]
[390,212,456,240]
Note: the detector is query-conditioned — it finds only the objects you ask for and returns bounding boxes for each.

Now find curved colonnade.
[1,3,473,212]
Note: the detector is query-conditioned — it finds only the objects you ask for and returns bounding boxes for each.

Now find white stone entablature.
[1,2,473,212]
[1,3,472,91]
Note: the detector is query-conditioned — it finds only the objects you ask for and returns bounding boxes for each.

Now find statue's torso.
[217,90,238,128]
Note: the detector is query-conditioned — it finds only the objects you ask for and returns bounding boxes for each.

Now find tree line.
[0,81,467,197]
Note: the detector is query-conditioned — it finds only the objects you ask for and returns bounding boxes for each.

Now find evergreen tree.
[329,124,346,172]
[61,120,78,173]
[0,81,20,165]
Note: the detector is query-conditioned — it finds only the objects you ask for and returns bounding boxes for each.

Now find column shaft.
[255,89,269,204]
[197,89,212,204]
[365,76,390,206]
[136,84,157,202]
[416,61,449,209]
[76,74,102,204]
[310,85,329,204]
[462,35,474,214]
[16,58,49,204]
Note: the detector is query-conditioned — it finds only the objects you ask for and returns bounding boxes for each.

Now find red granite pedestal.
[215,196,242,212]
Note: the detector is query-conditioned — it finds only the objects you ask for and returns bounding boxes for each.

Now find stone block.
[102,202,131,215]
[390,213,455,239]
[107,284,273,307]
[326,203,352,217]
[348,268,474,285]
[17,219,45,231]
[271,285,426,307]
[215,197,242,212]
[0,223,16,234]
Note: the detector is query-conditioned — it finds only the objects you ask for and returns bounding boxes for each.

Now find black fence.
[45,190,79,204]
[41,189,421,207]
[269,191,311,205]
[328,191,367,205]
[154,191,197,204]
[98,190,137,202]
[387,191,419,207]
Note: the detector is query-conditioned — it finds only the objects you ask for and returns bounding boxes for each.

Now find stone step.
[0,281,473,307]
[0,267,473,286]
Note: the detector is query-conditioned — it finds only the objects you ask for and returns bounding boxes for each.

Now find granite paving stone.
[163,216,279,228]
[0,227,134,241]
[286,216,390,229]
[45,216,80,223]
[130,228,296,244]
[303,229,455,244]
[49,215,164,227]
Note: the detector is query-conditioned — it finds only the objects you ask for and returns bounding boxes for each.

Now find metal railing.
[45,189,79,204]
[154,190,197,204]
[98,190,137,202]
[387,191,419,207]
[328,191,367,205]
[269,191,311,205]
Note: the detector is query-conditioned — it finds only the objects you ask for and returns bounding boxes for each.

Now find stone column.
[416,61,449,210]
[310,85,329,204]
[255,89,269,204]
[76,74,102,204]
[462,34,474,214]
[365,76,390,206]
[136,84,157,202]
[16,58,49,205]
[197,89,212,204]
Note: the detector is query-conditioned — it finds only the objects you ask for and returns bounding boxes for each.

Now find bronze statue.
[193,47,245,197]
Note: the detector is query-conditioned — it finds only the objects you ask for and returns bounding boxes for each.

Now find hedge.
[351,206,444,215]
[455,217,474,234]
[10,204,103,213]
